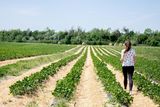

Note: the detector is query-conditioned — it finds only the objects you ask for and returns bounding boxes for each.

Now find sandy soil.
[70,47,107,107]
[107,64,158,107]
[0,46,80,67]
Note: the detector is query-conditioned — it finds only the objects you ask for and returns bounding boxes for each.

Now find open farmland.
[0,42,76,61]
[0,43,160,107]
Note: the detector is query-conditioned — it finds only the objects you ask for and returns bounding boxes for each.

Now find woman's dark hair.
[124,40,131,53]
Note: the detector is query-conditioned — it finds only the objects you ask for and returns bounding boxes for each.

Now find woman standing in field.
[120,40,136,95]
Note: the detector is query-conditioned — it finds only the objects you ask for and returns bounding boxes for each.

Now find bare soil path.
[70,47,107,107]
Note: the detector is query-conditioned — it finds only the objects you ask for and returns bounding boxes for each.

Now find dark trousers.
[122,66,134,91]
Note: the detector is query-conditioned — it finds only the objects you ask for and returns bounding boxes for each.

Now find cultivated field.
[0,43,160,107]
[0,42,76,61]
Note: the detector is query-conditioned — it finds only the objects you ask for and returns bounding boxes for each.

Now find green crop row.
[0,42,76,61]
[91,48,133,106]
[9,48,84,96]
[53,48,87,100]
[96,47,160,105]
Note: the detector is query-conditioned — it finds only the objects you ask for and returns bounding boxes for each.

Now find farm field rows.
[0,42,76,61]
[0,43,159,107]
[0,46,81,79]
[93,46,159,107]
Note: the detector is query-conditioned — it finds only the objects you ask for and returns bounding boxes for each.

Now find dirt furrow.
[70,47,106,107]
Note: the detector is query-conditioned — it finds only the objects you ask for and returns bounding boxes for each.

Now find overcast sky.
[0,0,160,32]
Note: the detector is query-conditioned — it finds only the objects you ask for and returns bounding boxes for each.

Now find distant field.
[0,42,76,61]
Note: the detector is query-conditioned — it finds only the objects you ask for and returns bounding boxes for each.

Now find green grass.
[0,42,76,61]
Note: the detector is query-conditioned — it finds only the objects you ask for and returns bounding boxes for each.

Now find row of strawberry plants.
[91,48,133,106]
[9,48,84,96]
[96,47,160,105]
[52,48,87,100]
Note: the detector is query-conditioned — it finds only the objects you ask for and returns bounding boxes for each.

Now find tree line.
[0,27,160,46]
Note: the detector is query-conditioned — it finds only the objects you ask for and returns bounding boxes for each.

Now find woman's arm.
[133,49,136,64]
[133,55,136,64]
[120,50,124,63]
